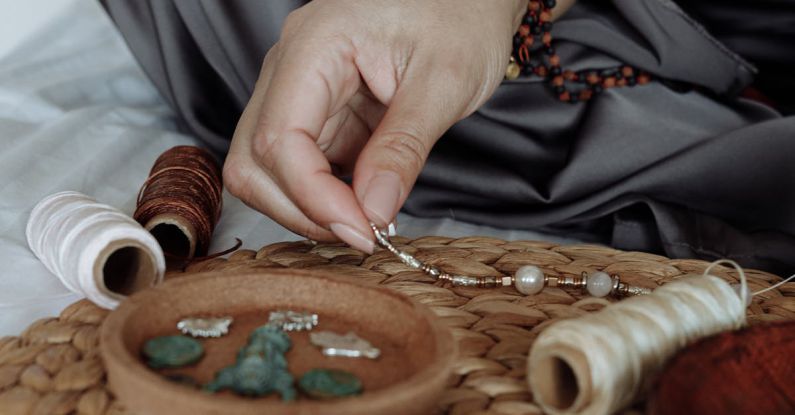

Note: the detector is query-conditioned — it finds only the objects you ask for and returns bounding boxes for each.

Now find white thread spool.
[26,191,165,309]
[527,262,749,415]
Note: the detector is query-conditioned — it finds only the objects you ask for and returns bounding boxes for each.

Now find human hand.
[223,0,526,252]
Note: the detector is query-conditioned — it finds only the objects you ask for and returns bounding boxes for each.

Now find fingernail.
[362,171,402,227]
[329,223,375,254]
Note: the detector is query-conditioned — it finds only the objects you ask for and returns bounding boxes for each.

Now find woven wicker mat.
[2,237,794,415]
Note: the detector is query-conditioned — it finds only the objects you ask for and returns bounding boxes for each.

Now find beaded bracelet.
[505,0,652,103]
[371,224,652,298]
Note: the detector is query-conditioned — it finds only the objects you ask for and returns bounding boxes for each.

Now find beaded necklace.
[371,224,652,299]
[505,0,652,103]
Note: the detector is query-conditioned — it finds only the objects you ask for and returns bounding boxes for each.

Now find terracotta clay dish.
[100,268,455,415]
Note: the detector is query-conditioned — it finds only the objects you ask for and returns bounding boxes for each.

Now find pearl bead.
[515,265,545,295]
[586,271,613,297]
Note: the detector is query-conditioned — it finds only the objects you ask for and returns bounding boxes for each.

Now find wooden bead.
[511,2,652,102]
[622,66,634,78]
[540,11,551,22]
[518,45,530,63]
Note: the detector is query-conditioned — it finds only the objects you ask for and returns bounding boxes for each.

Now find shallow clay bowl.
[100,268,455,415]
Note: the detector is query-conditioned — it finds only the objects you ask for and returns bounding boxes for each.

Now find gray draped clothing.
[101,0,795,275]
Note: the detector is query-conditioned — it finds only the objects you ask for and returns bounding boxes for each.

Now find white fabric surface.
[0,1,579,336]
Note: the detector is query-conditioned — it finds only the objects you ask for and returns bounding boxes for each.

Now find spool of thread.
[26,191,165,309]
[526,261,749,415]
[134,146,223,259]
[648,320,795,415]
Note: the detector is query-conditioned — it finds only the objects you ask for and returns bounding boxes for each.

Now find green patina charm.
[205,324,296,400]
[298,368,363,399]
[143,335,204,369]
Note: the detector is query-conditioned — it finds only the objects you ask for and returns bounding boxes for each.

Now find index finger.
[251,34,375,252]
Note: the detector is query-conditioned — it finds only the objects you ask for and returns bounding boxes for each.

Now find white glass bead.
[731,284,753,306]
[586,271,613,297]
[515,265,545,295]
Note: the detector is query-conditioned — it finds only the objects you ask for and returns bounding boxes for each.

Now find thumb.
[353,70,467,227]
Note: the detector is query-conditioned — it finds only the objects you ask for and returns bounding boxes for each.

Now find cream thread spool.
[527,260,750,415]
[26,191,165,309]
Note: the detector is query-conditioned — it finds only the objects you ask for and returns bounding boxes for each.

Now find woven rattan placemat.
[1,237,793,415]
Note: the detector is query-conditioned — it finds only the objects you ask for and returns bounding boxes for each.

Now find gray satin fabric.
[101,0,795,275]
[102,0,307,151]
[681,0,795,114]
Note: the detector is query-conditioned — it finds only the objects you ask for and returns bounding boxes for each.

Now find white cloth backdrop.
[0,0,579,336]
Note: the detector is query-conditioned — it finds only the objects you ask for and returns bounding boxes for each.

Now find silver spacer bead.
[451,275,480,287]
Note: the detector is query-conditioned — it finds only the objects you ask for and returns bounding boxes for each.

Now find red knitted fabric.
[648,321,795,415]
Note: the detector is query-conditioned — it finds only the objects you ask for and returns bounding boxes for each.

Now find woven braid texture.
[1,237,793,415]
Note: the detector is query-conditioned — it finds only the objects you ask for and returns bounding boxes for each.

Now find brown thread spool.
[134,146,223,260]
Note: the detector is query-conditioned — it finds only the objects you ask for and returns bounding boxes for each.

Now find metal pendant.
[299,368,362,399]
[205,324,296,400]
[309,331,380,359]
[268,310,319,332]
[143,335,204,368]
[177,316,233,338]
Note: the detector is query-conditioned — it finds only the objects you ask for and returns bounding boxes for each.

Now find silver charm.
[177,316,233,338]
[309,331,381,359]
[268,310,319,332]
